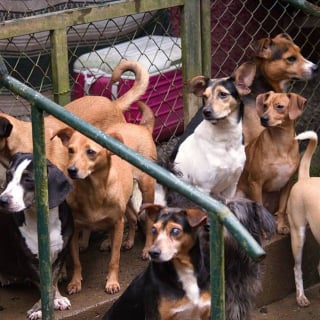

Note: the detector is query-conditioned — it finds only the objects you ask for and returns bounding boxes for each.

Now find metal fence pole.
[30,103,54,320]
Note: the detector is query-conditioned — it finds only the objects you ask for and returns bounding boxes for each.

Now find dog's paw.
[27,310,42,320]
[54,296,71,310]
[122,239,134,250]
[297,295,311,307]
[67,280,82,295]
[276,223,290,235]
[99,238,111,251]
[105,280,120,294]
[141,247,150,260]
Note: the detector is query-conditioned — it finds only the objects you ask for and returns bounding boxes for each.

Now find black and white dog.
[0,152,73,320]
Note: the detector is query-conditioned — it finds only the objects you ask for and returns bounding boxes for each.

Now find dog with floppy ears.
[0,59,149,172]
[53,101,157,295]
[170,61,256,199]
[0,153,73,320]
[286,130,320,307]
[103,193,275,320]
[236,91,307,234]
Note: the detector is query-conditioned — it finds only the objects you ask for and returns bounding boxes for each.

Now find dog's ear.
[188,76,209,97]
[141,203,164,222]
[47,160,72,209]
[0,117,13,138]
[273,33,293,42]
[254,37,273,59]
[233,62,256,96]
[287,93,307,120]
[184,209,207,228]
[256,91,273,116]
[53,127,75,146]
[106,131,124,156]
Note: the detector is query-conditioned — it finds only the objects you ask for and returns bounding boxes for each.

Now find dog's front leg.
[247,180,264,204]
[105,217,124,294]
[67,228,83,294]
[275,181,293,234]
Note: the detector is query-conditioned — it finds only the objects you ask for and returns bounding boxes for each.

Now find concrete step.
[1,228,319,319]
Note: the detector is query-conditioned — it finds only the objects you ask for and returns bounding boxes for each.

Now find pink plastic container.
[72,36,184,141]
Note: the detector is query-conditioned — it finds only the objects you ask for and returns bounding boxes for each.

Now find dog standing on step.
[54,102,157,294]
[0,60,149,172]
[236,91,307,234]
[0,153,73,320]
[287,130,320,307]
[170,62,256,199]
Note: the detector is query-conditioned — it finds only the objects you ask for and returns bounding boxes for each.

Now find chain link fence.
[0,0,320,145]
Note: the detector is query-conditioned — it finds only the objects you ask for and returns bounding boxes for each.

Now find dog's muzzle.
[148,247,161,261]
[260,114,269,127]
[68,166,79,179]
[202,107,227,123]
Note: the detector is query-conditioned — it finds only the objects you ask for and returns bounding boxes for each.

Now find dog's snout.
[68,166,78,179]
[260,114,269,127]
[148,247,161,260]
[202,107,212,119]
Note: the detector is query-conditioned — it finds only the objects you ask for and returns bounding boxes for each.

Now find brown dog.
[0,60,149,172]
[236,91,307,234]
[242,33,318,145]
[287,130,320,307]
[54,101,156,294]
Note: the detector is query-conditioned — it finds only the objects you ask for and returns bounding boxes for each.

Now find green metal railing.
[0,54,265,320]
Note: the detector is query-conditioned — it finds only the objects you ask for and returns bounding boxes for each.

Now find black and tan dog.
[0,153,73,320]
[104,192,275,320]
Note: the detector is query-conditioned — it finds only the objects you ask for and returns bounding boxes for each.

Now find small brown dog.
[54,101,156,294]
[287,130,320,307]
[0,60,149,172]
[236,91,307,233]
[242,33,318,145]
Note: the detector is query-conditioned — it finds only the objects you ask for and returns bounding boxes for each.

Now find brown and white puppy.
[103,205,210,320]
[286,130,320,307]
[242,33,318,144]
[0,60,149,172]
[54,102,157,294]
[236,91,307,234]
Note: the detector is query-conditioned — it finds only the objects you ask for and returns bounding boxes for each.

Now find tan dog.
[287,130,320,307]
[242,33,318,145]
[0,60,149,172]
[236,91,307,234]
[54,101,156,294]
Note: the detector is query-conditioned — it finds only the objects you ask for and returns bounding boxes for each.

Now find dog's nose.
[149,247,161,260]
[0,195,9,207]
[202,107,212,119]
[312,64,319,74]
[68,166,78,179]
[260,114,269,127]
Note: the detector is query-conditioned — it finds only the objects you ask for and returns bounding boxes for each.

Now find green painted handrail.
[0,54,265,319]
[284,0,320,16]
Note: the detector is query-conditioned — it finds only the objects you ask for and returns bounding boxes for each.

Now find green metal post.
[30,104,54,320]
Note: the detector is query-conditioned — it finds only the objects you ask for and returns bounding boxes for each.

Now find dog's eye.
[151,226,157,235]
[218,91,229,99]
[170,228,181,236]
[263,104,268,111]
[68,148,74,154]
[276,104,284,110]
[287,56,296,63]
[86,149,96,157]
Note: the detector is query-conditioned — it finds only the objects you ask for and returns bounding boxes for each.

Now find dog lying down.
[0,153,73,320]
[104,191,275,320]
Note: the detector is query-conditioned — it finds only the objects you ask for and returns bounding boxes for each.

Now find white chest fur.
[174,120,245,197]
[19,207,63,263]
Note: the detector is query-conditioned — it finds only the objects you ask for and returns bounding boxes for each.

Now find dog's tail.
[295,130,318,180]
[136,101,155,134]
[112,60,149,111]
